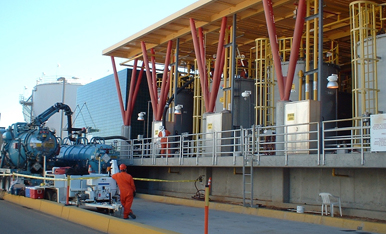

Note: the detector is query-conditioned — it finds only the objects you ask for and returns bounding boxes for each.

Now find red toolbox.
[30,187,44,199]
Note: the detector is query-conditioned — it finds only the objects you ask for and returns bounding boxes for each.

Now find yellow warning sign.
[208,123,213,130]
[287,113,295,121]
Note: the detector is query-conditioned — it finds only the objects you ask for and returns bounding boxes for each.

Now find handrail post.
[321,122,324,166]
[284,125,288,166]
[152,138,156,165]
[212,132,216,165]
[361,118,364,165]
[256,126,260,165]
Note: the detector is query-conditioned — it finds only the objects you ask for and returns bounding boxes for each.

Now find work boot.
[129,212,136,219]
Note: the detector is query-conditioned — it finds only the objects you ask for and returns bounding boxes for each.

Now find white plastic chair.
[319,193,342,217]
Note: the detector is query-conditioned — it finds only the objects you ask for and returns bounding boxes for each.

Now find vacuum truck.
[0,103,75,173]
[0,103,124,214]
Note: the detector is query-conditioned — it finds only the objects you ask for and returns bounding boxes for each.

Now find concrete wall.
[289,168,386,211]
[132,167,386,214]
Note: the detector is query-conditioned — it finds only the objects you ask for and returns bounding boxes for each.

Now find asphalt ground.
[0,199,104,234]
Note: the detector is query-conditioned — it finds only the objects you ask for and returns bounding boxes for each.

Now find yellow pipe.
[233,167,242,175]
[332,169,349,177]
[313,0,318,100]
[168,167,179,174]
[305,0,311,100]
[298,70,304,100]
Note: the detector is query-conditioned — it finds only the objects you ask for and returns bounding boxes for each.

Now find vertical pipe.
[305,0,310,100]
[313,0,318,100]
[298,70,303,100]
[59,79,65,138]
[223,29,230,110]
[174,38,180,112]
[231,14,237,128]
[318,0,323,102]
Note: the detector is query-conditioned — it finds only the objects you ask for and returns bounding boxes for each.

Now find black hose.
[91,136,130,141]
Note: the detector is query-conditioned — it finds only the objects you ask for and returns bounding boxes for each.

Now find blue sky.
[0,0,197,128]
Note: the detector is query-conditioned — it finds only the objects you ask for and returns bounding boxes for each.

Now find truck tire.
[47,190,57,202]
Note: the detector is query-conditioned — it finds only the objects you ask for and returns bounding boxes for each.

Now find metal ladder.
[242,127,255,207]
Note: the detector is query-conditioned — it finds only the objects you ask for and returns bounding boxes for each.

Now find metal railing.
[322,117,371,165]
[112,116,373,166]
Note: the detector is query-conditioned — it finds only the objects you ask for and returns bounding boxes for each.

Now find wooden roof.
[103,0,385,66]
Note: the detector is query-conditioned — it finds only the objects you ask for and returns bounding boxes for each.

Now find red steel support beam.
[284,0,306,100]
[111,56,126,124]
[127,60,144,126]
[209,17,227,111]
[190,18,210,112]
[157,40,173,120]
[198,28,209,101]
[151,48,158,102]
[124,59,138,125]
[141,42,158,118]
[262,0,285,100]
[130,65,144,117]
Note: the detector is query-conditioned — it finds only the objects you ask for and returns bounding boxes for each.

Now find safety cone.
[88,165,92,174]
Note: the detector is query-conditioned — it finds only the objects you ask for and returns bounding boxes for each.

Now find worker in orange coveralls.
[112,164,136,219]
[158,125,171,156]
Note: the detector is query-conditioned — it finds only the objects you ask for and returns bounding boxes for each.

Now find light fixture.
[137,112,146,121]
[57,77,66,82]
[241,90,251,100]
[174,105,183,115]
[327,74,339,89]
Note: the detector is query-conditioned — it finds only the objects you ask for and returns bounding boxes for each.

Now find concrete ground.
[129,197,375,234]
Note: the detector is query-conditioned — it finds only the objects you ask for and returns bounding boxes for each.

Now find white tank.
[375,34,386,113]
[31,81,82,137]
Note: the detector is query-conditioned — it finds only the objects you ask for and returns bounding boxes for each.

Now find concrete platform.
[2,192,386,234]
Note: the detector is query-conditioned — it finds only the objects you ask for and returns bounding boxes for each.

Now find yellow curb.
[40,200,63,217]
[66,206,110,233]
[108,218,180,234]
[19,196,42,210]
